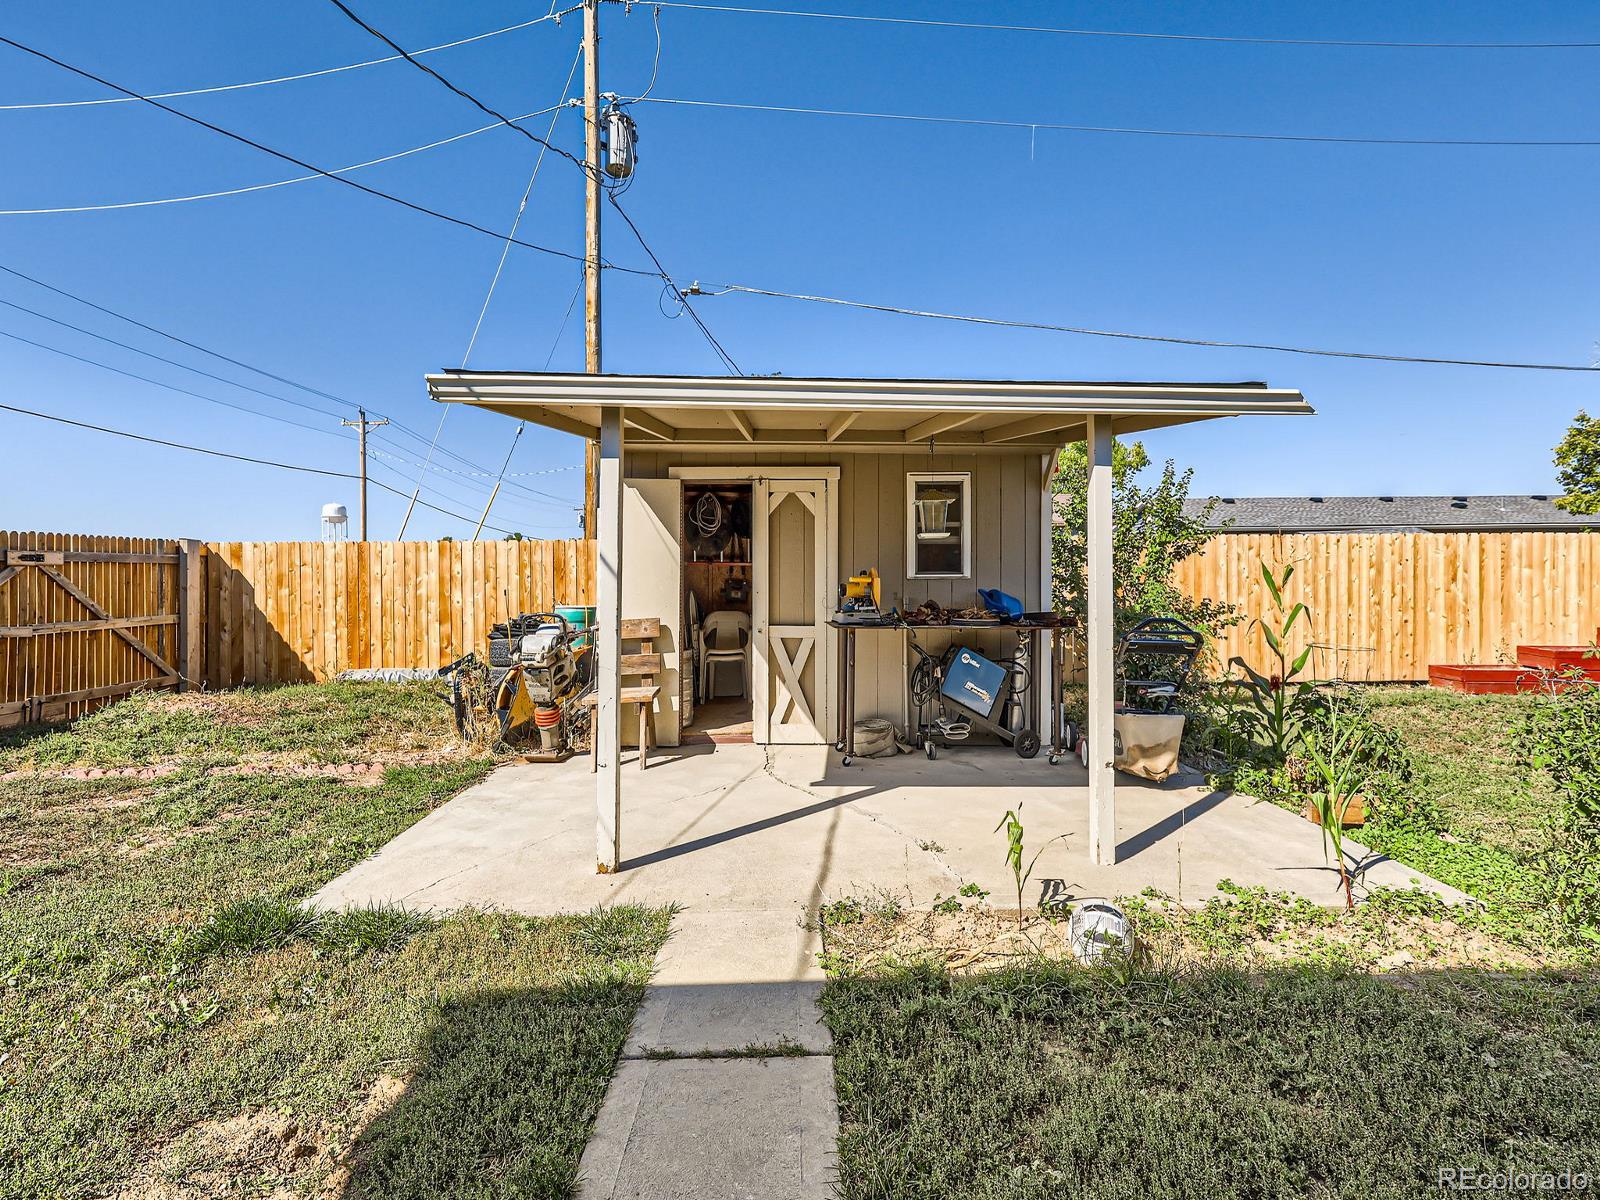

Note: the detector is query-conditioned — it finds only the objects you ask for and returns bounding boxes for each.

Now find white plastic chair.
[698,610,751,700]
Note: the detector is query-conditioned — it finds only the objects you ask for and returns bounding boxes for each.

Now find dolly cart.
[1067,616,1203,768]
[907,631,1041,761]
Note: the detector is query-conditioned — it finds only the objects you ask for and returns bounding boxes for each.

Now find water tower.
[321,503,349,542]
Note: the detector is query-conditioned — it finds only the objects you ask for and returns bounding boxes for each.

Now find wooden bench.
[577,617,662,771]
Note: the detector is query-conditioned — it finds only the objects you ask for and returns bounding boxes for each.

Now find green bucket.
[556,604,595,630]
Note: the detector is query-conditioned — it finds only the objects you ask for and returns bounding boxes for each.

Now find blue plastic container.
[977,588,1023,619]
[941,645,1009,721]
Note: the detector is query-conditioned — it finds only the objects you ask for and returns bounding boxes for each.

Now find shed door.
[622,479,683,746]
[753,478,833,744]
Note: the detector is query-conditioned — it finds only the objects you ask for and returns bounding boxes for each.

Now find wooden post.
[582,0,602,540]
[595,406,625,871]
[1085,416,1115,865]
[177,539,204,691]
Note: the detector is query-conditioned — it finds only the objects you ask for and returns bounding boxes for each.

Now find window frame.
[905,471,973,580]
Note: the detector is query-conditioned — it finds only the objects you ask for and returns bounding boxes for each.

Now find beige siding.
[626,448,1048,724]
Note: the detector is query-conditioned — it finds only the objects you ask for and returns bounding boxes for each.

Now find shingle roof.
[1183,495,1594,532]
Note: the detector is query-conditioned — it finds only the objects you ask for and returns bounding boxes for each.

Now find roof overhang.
[426,372,1313,453]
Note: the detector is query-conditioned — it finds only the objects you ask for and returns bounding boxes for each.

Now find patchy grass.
[823,954,1600,1200]
[0,685,670,1200]
[821,882,1599,1200]
[1362,686,1557,858]
[0,680,464,770]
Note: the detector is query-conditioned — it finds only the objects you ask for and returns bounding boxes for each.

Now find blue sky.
[2,0,1597,541]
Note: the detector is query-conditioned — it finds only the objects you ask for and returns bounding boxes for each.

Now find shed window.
[906,472,971,578]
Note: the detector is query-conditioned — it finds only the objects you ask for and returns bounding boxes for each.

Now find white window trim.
[906,471,972,579]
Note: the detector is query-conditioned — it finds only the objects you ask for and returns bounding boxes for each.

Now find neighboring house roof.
[1181,495,1594,533]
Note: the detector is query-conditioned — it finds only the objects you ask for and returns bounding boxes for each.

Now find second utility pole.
[340,408,388,540]
[582,0,602,538]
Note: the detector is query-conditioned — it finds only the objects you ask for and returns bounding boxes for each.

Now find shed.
[427,372,1312,870]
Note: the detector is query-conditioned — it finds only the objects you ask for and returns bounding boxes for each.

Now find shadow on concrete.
[1114,788,1230,860]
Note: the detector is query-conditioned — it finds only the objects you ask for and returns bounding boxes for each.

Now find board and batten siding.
[625,448,1049,725]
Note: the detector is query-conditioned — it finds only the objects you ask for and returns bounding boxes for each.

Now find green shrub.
[1515,681,1600,943]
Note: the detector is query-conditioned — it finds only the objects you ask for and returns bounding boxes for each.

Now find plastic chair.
[699,610,751,700]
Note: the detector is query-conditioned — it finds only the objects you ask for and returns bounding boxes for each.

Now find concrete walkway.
[577,912,837,1199]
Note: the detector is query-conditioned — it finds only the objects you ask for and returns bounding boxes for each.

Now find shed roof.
[1186,494,1594,533]
[426,371,1311,453]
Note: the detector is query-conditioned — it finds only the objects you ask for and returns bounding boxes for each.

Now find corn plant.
[993,805,1066,930]
[1300,697,1373,911]
[1230,561,1317,757]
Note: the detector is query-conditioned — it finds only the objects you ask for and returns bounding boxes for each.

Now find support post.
[595,406,625,871]
[176,539,203,691]
[582,0,602,539]
[1085,416,1116,865]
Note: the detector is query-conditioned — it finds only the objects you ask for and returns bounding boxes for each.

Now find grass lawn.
[1361,686,1556,859]
[0,684,669,1200]
[823,957,1600,1200]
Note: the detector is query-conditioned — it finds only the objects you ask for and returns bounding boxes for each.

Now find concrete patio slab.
[577,1056,838,1200]
[313,743,1467,918]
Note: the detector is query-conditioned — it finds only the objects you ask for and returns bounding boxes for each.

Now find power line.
[0,7,581,111]
[0,261,571,501]
[641,2,1600,50]
[324,0,595,178]
[0,295,348,422]
[0,325,355,440]
[0,400,529,534]
[641,96,1600,148]
[402,49,582,537]
[608,192,743,373]
[0,104,565,216]
[0,34,657,282]
[705,283,1600,372]
[323,1,742,375]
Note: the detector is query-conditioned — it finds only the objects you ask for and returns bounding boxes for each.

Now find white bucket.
[1068,898,1130,963]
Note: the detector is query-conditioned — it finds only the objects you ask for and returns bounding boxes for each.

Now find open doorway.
[680,481,754,744]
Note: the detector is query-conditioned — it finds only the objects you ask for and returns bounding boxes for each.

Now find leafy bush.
[1050,438,1237,648]
[1516,681,1600,942]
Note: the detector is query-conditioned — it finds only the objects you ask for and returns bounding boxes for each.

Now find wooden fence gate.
[0,532,196,727]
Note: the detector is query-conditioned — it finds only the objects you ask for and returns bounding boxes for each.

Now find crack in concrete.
[759,749,966,887]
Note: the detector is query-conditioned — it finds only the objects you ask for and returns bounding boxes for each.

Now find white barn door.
[753,478,833,744]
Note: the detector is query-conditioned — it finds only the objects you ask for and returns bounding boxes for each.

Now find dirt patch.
[0,753,466,788]
[822,899,1546,976]
[114,1073,409,1200]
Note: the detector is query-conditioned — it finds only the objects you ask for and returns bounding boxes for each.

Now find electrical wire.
[0,8,580,111]
[705,283,1600,372]
[0,261,570,506]
[325,3,741,374]
[0,34,660,283]
[640,96,1600,148]
[0,295,348,422]
[0,325,356,441]
[0,105,565,216]
[639,2,1600,50]
[606,192,743,374]
[0,400,537,534]
[400,48,582,537]
[324,0,596,179]
[623,5,665,102]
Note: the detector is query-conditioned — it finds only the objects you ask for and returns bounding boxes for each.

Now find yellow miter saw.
[835,567,891,625]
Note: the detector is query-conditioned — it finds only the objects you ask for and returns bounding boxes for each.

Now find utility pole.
[582,0,602,539]
[340,408,388,541]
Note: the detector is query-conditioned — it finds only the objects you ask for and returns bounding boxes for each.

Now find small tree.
[1051,439,1236,642]
[1554,411,1600,516]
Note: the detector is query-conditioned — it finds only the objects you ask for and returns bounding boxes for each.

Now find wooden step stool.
[577,617,662,771]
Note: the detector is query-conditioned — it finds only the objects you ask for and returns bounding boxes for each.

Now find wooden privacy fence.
[1175,531,1600,682]
[1,532,192,727]
[202,539,595,688]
